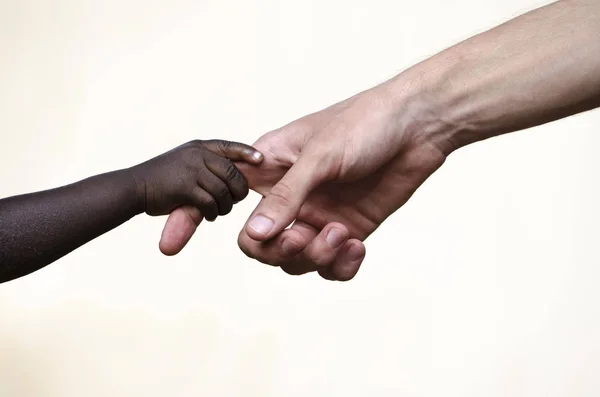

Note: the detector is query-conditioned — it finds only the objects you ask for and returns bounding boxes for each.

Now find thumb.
[159,206,203,255]
[244,155,325,241]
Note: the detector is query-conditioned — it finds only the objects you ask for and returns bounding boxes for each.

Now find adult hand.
[160,83,448,280]
[161,0,600,280]
[234,86,447,280]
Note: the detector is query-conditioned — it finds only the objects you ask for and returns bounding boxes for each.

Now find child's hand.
[130,140,263,221]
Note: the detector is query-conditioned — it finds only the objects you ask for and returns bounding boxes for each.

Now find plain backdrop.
[1,0,599,396]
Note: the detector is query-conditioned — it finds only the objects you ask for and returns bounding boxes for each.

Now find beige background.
[1,0,600,396]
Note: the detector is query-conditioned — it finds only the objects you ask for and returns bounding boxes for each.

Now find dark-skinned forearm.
[0,169,142,283]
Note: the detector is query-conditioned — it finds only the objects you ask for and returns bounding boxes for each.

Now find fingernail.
[248,215,274,235]
[326,228,345,248]
[252,151,263,161]
[348,244,364,261]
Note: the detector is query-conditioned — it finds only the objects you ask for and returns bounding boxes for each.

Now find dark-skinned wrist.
[125,166,148,216]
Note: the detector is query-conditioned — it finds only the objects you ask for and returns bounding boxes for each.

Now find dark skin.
[0,140,263,284]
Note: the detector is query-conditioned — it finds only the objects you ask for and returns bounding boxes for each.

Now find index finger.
[199,140,264,164]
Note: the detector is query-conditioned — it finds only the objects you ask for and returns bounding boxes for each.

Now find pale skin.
[160,0,600,281]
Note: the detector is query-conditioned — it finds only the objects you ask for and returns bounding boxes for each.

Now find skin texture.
[161,0,600,280]
[0,140,262,284]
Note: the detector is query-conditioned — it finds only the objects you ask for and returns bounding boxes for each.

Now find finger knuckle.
[180,146,201,167]
[224,162,240,181]
[217,140,232,152]
[311,254,333,268]
[186,139,204,149]
[215,184,230,200]
[201,195,217,209]
[305,243,335,267]
[268,182,294,207]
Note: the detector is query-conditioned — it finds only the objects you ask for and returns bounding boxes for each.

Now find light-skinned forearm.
[388,0,600,154]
